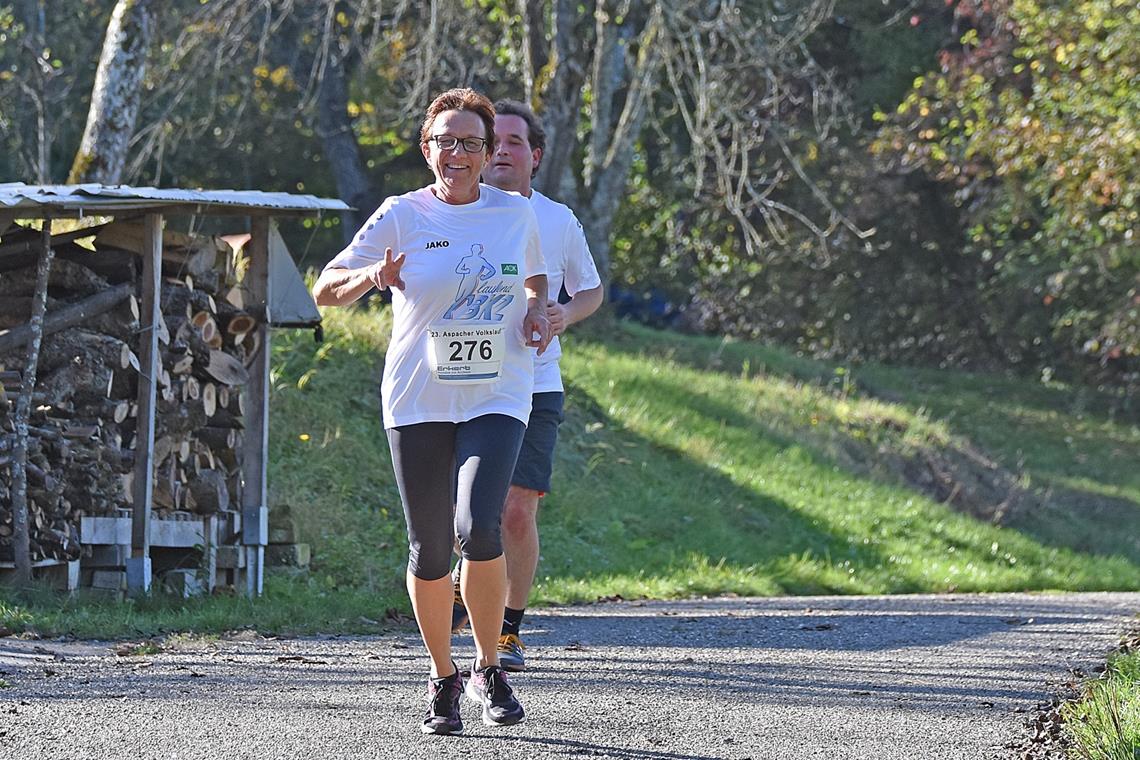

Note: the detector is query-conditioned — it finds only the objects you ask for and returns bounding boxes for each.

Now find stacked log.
[1,371,17,556]
[0,221,256,564]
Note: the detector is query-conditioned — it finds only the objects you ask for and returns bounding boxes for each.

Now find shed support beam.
[126,213,162,595]
[241,216,272,596]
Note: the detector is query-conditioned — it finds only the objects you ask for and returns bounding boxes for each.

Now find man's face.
[484,114,541,193]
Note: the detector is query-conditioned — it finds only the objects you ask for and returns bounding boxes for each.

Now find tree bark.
[67,0,156,184]
[268,9,380,244]
[314,48,382,241]
[532,0,588,205]
[581,5,663,282]
[516,0,549,104]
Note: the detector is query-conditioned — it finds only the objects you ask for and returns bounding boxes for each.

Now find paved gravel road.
[1,592,1136,760]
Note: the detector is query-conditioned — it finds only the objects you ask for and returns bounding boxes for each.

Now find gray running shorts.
[511,391,565,494]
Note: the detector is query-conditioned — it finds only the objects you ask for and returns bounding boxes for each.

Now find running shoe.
[496,632,527,672]
[465,662,525,726]
[450,559,469,633]
[421,665,464,735]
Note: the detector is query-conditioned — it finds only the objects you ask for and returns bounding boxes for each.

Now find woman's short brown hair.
[420,88,496,156]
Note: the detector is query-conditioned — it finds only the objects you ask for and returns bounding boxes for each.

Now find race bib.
[427,324,506,384]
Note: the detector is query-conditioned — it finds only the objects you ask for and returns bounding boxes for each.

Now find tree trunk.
[582,6,662,282]
[314,48,382,242]
[516,0,550,104]
[67,0,156,184]
[268,9,380,245]
[532,0,588,206]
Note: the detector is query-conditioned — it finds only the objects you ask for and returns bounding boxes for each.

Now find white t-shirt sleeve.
[323,197,402,271]
[561,211,601,297]
[522,205,547,280]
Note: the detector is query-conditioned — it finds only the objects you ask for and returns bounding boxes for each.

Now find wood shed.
[0,183,348,596]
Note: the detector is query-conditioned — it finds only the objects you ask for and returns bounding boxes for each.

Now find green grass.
[1063,644,1140,759]
[0,575,404,639]
[535,323,1139,600]
[2,307,1138,637]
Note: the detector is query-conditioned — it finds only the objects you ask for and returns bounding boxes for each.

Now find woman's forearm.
[524,274,548,308]
[312,266,377,306]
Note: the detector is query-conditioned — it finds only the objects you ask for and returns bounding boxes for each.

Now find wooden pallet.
[80,515,208,548]
[0,559,81,591]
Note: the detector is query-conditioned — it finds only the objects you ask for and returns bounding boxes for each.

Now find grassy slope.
[3,305,1138,636]
[538,324,1139,600]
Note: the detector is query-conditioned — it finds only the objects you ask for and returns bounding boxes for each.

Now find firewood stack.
[0,220,258,564]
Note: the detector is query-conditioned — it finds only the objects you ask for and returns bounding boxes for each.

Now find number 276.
[449,340,492,361]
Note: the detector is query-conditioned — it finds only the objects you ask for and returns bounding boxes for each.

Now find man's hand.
[369,247,406,291]
[545,300,568,337]
[524,303,552,355]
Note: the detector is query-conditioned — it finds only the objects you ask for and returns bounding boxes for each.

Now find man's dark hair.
[494,99,546,164]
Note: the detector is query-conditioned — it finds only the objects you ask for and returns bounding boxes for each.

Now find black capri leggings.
[386,414,525,580]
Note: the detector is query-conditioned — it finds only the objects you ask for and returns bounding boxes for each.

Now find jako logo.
[426,240,450,249]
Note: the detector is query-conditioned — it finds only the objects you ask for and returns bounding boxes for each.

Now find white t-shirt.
[530,190,602,393]
[323,184,546,428]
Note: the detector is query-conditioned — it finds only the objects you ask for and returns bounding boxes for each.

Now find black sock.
[502,607,525,636]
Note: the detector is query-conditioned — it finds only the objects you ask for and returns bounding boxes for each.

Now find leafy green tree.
[876,0,1139,380]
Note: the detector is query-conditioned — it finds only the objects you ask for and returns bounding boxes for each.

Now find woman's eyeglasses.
[428,135,488,153]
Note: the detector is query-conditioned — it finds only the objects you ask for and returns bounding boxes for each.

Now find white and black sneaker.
[422,665,464,735]
[465,662,525,726]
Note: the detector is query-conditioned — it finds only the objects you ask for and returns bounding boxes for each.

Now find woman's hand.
[524,302,552,355]
[369,247,407,291]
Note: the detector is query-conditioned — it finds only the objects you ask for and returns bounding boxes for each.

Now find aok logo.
[426,240,450,250]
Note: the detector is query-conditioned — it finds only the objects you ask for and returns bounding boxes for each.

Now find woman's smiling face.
[421,109,490,204]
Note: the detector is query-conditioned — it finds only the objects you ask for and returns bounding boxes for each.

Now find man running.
[455,99,603,671]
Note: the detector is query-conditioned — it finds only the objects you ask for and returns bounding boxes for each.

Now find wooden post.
[8,222,55,585]
[126,213,162,595]
[241,216,271,596]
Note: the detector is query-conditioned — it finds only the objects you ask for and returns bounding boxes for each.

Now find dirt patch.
[829,419,1039,525]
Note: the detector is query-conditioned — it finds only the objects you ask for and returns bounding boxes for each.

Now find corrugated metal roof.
[0,183,350,214]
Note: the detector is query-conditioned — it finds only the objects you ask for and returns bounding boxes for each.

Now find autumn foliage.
[875,0,1139,380]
